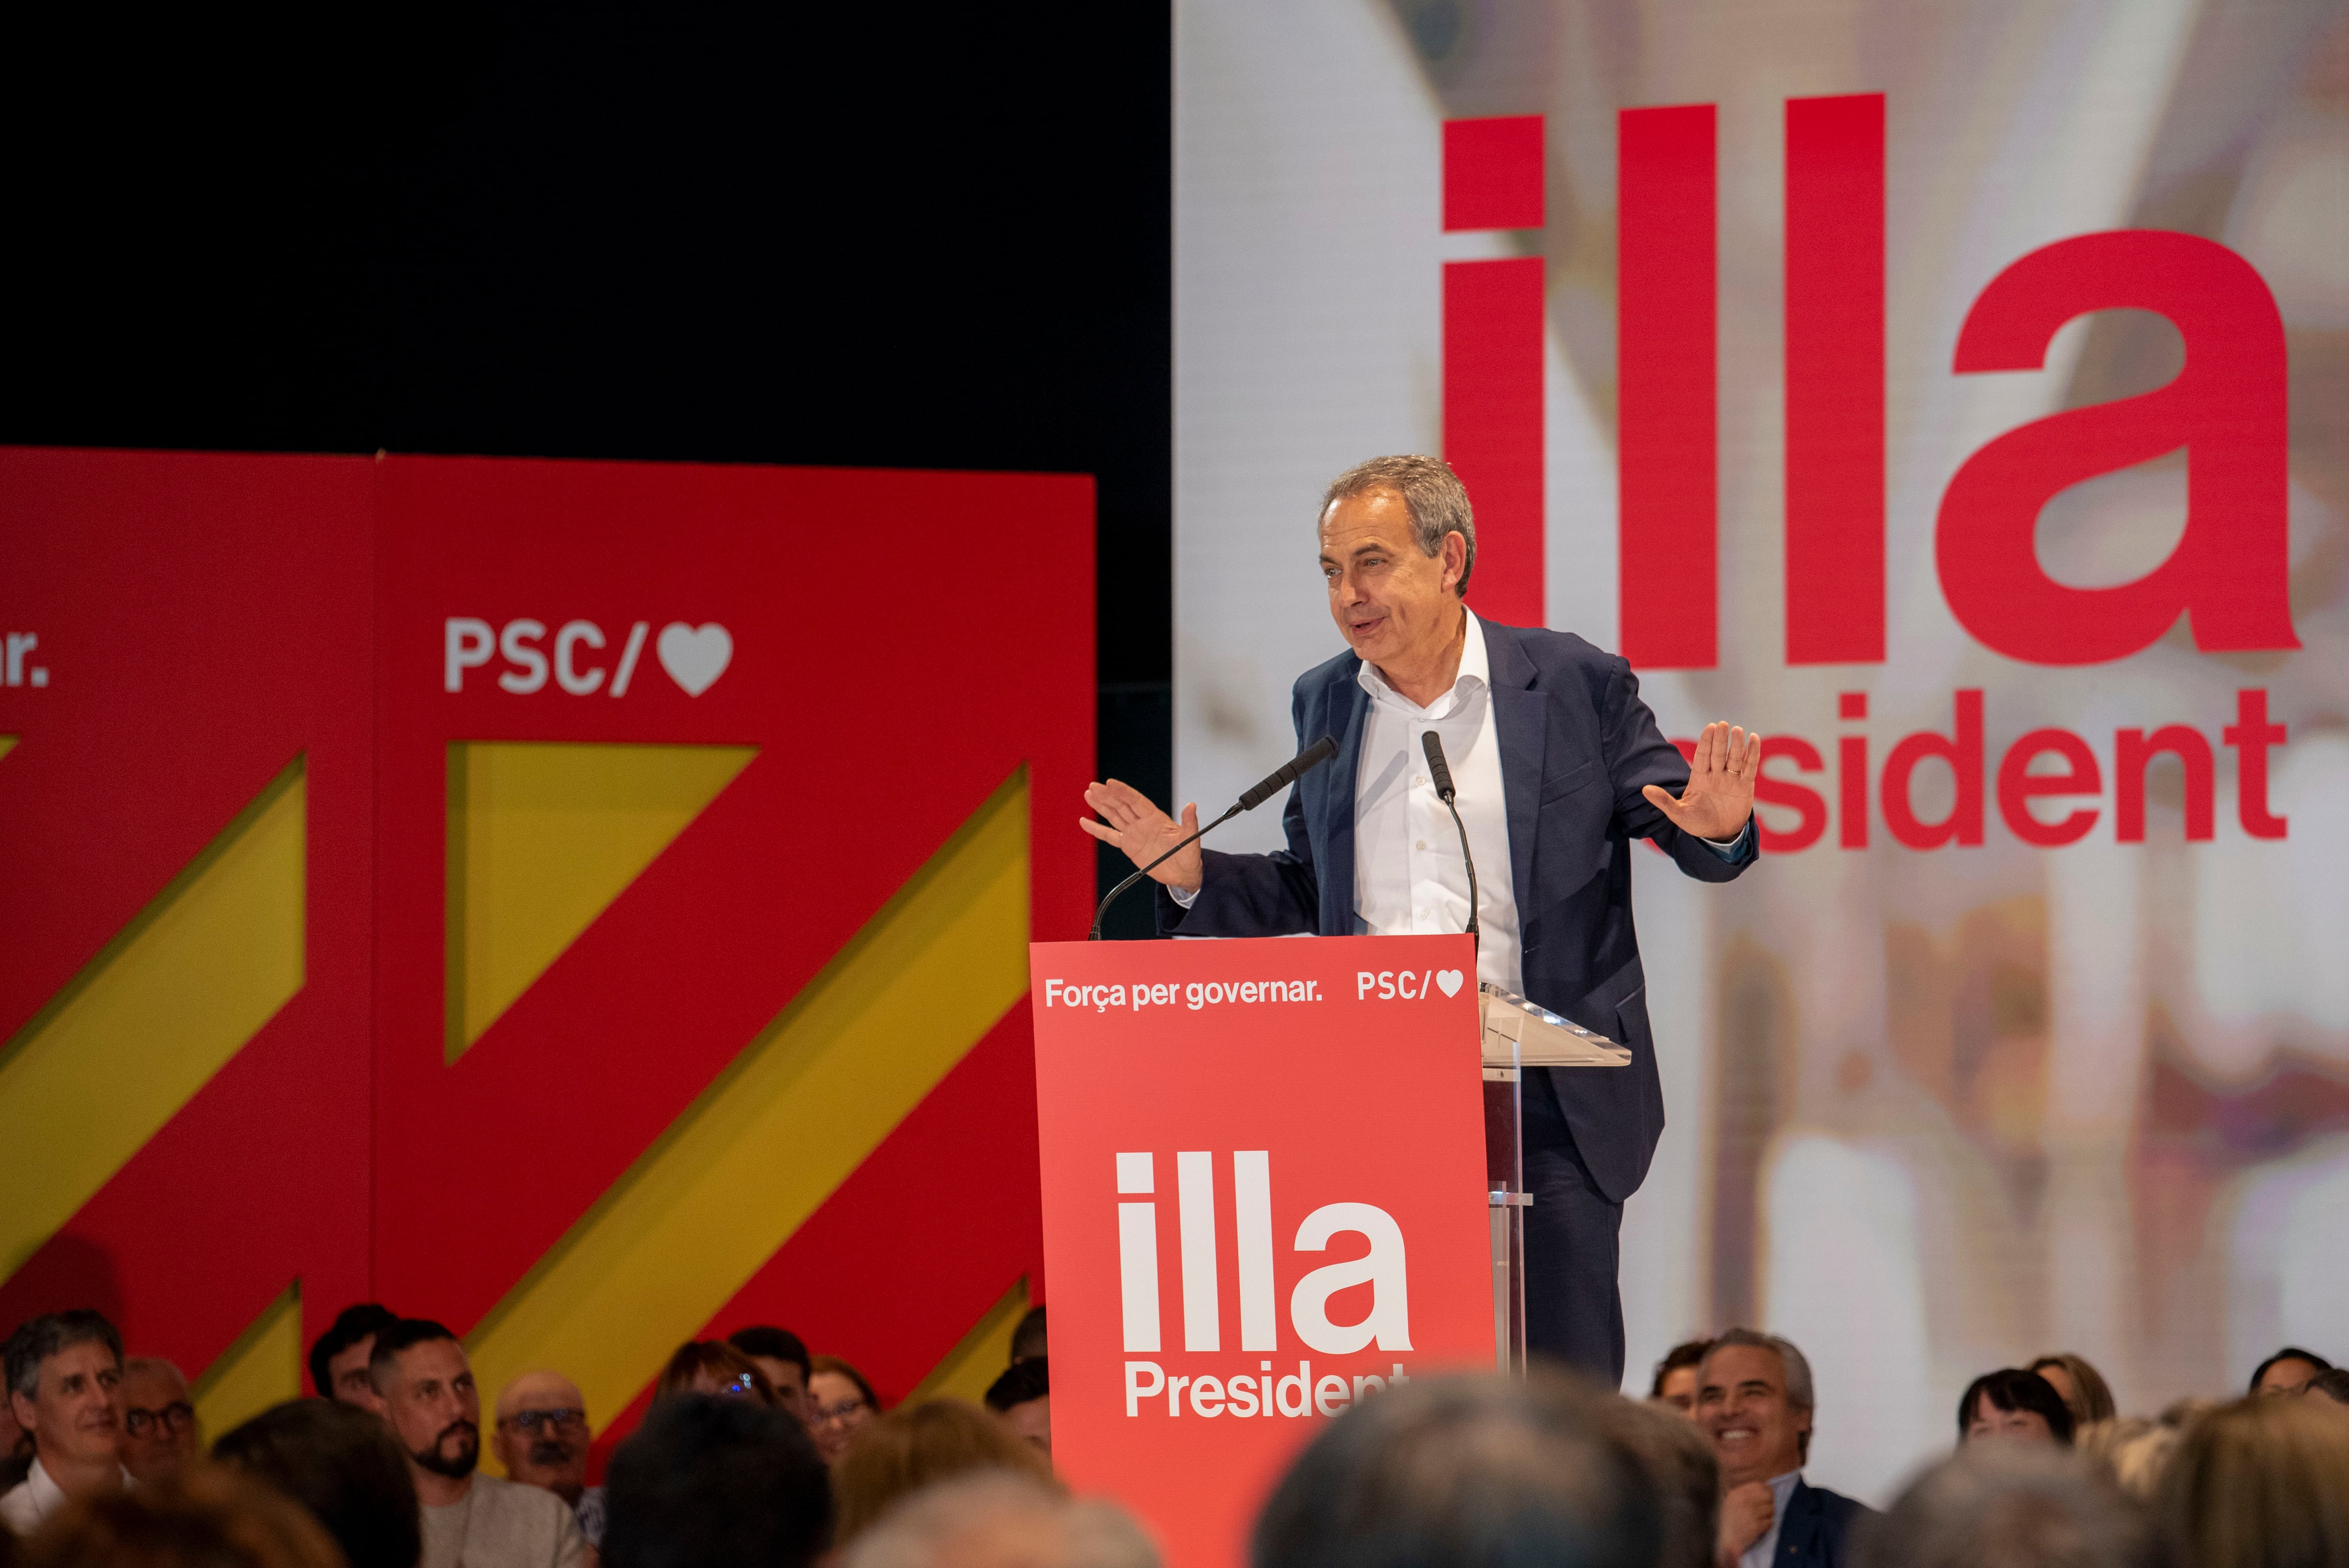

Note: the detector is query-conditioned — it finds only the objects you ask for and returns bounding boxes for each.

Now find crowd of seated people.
[1,1296,2341,1568]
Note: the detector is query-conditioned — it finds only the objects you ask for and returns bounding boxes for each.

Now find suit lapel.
[1484,622,1546,928]
[1319,670,1369,935]
[1774,1481,1820,1567]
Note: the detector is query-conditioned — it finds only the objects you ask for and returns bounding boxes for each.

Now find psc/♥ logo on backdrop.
[443,617,733,697]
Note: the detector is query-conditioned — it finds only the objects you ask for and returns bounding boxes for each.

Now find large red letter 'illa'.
[1937,231,2297,666]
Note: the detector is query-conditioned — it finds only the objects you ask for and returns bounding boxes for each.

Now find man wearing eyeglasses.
[117,1358,199,1485]
[492,1370,604,1550]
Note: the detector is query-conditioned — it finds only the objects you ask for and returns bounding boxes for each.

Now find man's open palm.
[1642,720,1760,842]
[1081,778,1206,895]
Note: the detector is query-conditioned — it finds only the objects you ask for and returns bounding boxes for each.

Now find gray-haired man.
[1696,1328,1873,1568]
[1087,455,1761,1382]
[1,1310,133,1536]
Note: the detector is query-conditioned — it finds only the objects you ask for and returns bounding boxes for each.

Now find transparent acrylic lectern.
[1481,982,1631,1374]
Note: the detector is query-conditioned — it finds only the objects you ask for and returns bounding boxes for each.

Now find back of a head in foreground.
[842,1472,1158,1568]
[1855,1444,2155,1568]
[1595,1395,1719,1568]
[2303,1367,2349,1407]
[18,1465,348,1568]
[603,1393,833,1568]
[211,1398,421,1568]
[833,1399,1056,1545]
[2154,1392,2349,1568]
[1252,1370,1659,1568]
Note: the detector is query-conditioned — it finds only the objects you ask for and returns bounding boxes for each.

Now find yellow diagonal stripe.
[907,1276,1031,1407]
[467,768,1029,1434]
[193,1279,303,1443]
[448,742,757,1061]
[0,758,305,1285]
[0,736,17,761]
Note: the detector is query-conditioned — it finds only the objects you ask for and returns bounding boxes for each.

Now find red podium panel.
[1032,934,1493,1568]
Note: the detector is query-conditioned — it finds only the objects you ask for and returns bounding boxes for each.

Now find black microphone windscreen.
[1421,730,1457,801]
[1237,735,1339,811]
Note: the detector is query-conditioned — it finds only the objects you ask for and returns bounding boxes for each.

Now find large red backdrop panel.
[0,447,1094,1407]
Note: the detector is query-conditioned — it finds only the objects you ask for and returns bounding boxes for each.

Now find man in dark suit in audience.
[1697,1329,1874,1568]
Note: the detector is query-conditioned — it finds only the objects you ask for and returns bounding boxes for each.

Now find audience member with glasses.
[492,1370,602,1548]
[117,1358,199,1485]
[808,1357,881,1468]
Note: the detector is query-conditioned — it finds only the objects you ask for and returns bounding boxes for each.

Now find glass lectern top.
[1478,982,1632,1068]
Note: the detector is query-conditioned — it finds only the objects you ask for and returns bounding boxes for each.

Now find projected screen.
[1174,0,2347,1499]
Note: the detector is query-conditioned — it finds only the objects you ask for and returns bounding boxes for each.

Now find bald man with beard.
[493,1370,605,1550]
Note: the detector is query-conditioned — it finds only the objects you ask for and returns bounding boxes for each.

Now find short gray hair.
[3,1310,124,1401]
[1702,1327,1815,1413]
[844,1472,1159,1568]
[1320,455,1478,598]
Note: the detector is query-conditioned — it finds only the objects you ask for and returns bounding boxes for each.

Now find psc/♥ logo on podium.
[443,617,733,697]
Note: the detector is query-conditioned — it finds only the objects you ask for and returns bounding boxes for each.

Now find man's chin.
[64,1435,124,1468]
[413,1441,481,1480]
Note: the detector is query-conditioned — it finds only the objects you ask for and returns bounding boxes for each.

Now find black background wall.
[1,5,1173,936]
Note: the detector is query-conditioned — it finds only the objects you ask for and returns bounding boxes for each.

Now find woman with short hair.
[1957,1368,2076,1447]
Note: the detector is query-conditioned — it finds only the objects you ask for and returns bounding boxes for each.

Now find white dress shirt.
[1172,608,1746,961]
[1740,1469,1803,1568]
[1,1455,134,1535]
[1349,610,1525,994]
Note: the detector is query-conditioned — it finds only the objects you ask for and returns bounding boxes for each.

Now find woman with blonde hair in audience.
[2073,1416,2178,1501]
[832,1399,1056,1546]
[653,1339,776,1406]
[2155,1392,2349,1568]
[2026,1352,2116,1426]
[808,1355,883,1468]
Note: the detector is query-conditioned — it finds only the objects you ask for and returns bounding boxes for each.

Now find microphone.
[1238,734,1338,810]
[1421,731,1479,942]
[1421,728,1458,803]
[1088,736,1340,939]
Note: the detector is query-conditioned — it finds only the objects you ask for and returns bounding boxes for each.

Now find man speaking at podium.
[1082,455,1760,1386]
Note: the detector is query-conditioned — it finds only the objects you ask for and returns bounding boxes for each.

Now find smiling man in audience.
[1,1310,133,1536]
[1697,1329,1872,1568]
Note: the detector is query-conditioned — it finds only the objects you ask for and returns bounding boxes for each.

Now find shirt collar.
[1356,608,1488,717]
[24,1456,135,1505]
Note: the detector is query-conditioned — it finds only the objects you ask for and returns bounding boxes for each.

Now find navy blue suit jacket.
[1773,1478,1873,1568]
[1156,618,1756,1202]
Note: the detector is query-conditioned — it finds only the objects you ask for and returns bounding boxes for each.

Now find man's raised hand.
[1641,720,1761,843]
[1716,1481,1776,1567]
[1080,779,1206,896]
